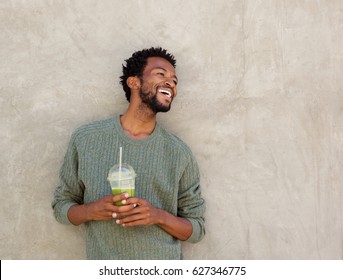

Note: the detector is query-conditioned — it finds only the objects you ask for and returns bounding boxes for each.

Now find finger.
[115,204,136,213]
[124,197,146,206]
[115,207,141,218]
[116,213,147,225]
[102,194,116,202]
[118,219,148,227]
[112,192,129,203]
[120,200,138,208]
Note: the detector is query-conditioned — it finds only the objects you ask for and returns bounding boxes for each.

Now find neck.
[120,103,157,140]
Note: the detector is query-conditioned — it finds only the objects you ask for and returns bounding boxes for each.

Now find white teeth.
[159,89,172,97]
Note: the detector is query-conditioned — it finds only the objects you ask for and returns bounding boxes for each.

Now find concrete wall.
[1,0,342,259]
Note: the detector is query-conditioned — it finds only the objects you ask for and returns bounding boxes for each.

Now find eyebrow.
[155,67,178,82]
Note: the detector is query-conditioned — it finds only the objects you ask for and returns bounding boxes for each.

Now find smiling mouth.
[158,88,173,99]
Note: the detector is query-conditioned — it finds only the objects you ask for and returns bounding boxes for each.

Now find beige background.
[1,0,343,259]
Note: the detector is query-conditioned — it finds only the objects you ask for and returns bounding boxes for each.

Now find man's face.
[139,57,178,113]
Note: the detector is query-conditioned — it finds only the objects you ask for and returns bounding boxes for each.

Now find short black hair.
[120,47,176,102]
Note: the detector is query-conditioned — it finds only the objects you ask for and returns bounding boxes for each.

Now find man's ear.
[127,76,141,90]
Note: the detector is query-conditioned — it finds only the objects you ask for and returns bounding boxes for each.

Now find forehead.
[144,57,176,75]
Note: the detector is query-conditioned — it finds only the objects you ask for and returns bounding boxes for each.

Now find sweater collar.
[113,115,161,145]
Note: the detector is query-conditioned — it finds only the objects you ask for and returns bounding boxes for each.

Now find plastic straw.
[119,146,122,171]
[119,147,122,186]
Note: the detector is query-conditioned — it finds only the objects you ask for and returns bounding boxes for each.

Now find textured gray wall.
[1,0,342,259]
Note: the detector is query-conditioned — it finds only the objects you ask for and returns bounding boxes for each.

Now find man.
[52,47,205,259]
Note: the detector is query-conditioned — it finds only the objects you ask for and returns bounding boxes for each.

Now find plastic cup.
[107,163,136,206]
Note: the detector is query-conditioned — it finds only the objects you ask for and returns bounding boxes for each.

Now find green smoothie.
[112,188,135,206]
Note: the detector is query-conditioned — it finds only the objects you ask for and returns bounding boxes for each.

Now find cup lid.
[107,163,136,181]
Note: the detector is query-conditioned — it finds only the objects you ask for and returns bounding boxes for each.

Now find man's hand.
[67,193,136,225]
[114,197,162,226]
[114,197,193,241]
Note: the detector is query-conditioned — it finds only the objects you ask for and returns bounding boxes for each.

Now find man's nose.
[164,78,176,88]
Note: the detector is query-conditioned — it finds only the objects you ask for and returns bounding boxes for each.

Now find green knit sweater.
[52,115,205,260]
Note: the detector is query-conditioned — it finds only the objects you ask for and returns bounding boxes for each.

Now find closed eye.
[154,68,178,85]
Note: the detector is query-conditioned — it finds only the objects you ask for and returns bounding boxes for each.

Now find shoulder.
[158,126,200,177]
[158,126,194,159]
[71,117,114,143]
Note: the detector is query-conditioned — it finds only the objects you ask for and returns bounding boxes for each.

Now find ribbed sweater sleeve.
[178,153,205,243]
[52,130,84,225]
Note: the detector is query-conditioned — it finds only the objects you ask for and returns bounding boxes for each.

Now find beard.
[139,87,171,113]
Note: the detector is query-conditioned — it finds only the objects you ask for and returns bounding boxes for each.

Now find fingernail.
[122,200,127,204]
[116,219,120,224]
[112,213,117,218]
[133,204,137,207]
[124,193,129,198]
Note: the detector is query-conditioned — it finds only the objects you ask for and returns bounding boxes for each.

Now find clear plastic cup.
[107,163,136,206]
